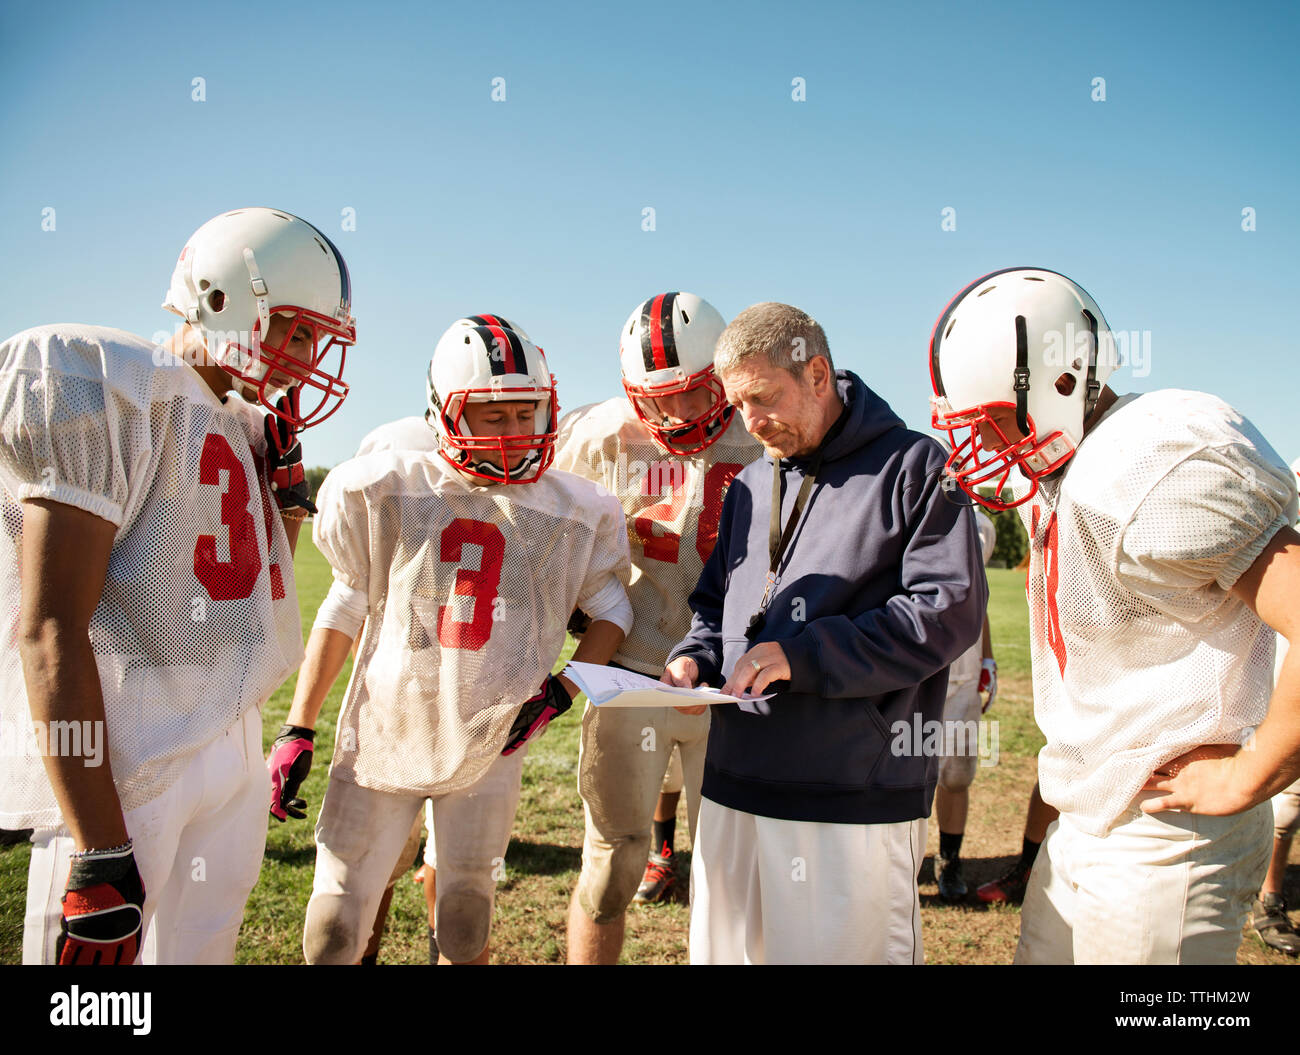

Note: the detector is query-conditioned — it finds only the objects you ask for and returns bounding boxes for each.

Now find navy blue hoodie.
[668,370,987,824]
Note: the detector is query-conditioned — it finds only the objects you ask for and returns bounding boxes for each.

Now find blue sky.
[1,0,1296,468]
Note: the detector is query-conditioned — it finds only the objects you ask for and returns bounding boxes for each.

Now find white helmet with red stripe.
[929,268,1118,510]
[163,207,355,429]
[619,291,731,455]
[426,316,557,485]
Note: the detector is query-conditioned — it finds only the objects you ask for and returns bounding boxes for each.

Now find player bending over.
[930,267,1300,964]
[0,207,352,964]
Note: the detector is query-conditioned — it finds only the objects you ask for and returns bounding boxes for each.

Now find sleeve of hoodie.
[782,450,988,699]
[663,473,736,686]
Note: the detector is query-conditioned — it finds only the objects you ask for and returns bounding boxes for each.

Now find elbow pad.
[313,578,368,638]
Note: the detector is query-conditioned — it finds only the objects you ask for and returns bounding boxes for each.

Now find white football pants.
[24,707,266,964]
[305,747,525,965]
[688,797,926,964]
[1015,793,1271,964]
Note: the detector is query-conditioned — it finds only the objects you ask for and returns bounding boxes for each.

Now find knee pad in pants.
[578,831,651,923]
[938,753,976,793]
[303,892,365,965]
[434,885,493,963]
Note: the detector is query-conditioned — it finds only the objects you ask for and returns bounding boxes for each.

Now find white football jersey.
[0,325,303,829]
[555,399,762,674]
[948,508,997,688]
[313,451,631,795]
[356,415,438,456]
[1015,389,1296,834]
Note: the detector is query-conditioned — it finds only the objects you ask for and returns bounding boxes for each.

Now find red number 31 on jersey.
[193,433,286,602]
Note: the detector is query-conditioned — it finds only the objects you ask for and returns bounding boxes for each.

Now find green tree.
[304,466,330,505]
[988,506,1027,568]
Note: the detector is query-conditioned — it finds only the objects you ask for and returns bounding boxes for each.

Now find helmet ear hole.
[1055,373,1077,396]
[207,289,226,313]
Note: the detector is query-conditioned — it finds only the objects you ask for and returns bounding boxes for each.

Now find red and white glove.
[268,724,315,821]
[502,676,573,755]
[978,657,998,712]
[264,389,317,516]
[57,843,145,966]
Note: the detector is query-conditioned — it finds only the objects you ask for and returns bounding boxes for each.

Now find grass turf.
[1,551,1294,964]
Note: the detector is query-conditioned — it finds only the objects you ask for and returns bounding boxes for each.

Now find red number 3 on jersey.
[437,518,506,650]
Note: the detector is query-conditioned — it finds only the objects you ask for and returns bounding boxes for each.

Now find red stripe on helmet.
[648,293,668,370]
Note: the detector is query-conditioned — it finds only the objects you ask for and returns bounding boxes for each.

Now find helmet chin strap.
[1013,314,1031,437]
[1013,309,1104,441]
[659,403,730,441]
[465,449,541,481]
[1081,309,1102,421]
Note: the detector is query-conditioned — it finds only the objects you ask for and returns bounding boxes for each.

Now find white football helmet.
[423,311,533,432]
[929,268,1118,510]
[619,292,731,455]
[426,318,557,485]
[453,313,531,342]
[163,207,355,429]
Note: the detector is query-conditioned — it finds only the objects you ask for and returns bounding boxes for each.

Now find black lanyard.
[744,447,826,640]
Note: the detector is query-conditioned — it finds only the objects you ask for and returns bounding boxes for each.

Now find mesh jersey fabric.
[0,324,303,829]
[312,449,630,795]
[554,399,762,674]
[949,507,997,688]
[1012,389,1296,834]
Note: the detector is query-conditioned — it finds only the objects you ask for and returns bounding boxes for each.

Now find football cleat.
[1251,893,1300,956]
[975,861,1034,904]
[633,849,678,904]
[935,854,967,902]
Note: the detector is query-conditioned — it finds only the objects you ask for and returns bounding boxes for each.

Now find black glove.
[264,389,317,517]
[502,676,573,755]
[268,724,315,821]
[57,845,146,966]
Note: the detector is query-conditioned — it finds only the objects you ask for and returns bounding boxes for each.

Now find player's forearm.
[561,620,625,698]
[281,512,305,555]
[1226,526,1300,805]
[981,614,993,662]
[1230,645,1300,807]
[286,626,357,729]
[18,622,128,850]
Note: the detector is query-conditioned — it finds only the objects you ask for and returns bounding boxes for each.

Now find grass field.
[1,539,1296,964]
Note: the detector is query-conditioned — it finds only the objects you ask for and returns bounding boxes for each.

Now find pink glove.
[268,724,315,821]
[502,676,573,755]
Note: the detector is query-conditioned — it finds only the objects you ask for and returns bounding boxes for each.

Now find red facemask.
[435,383,559,485]
[218,305,354,429]
[623,368,733,456]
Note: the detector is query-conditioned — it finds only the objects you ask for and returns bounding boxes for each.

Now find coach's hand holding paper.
[566,660,773,710]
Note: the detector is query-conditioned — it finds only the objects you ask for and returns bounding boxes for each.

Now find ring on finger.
[751,660,761,673]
